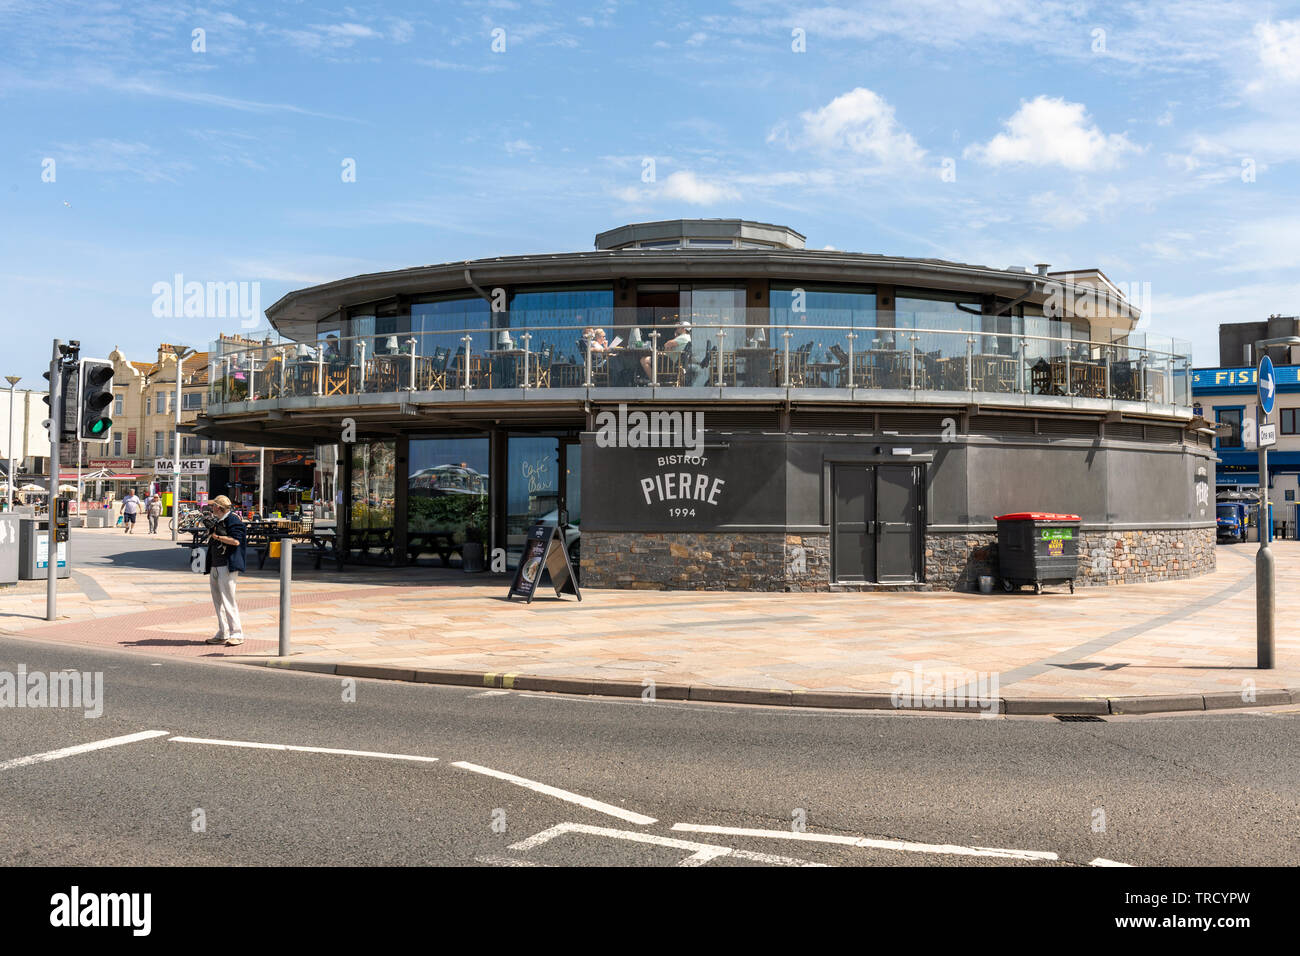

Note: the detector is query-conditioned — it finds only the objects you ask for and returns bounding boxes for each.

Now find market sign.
[154,457,209,475]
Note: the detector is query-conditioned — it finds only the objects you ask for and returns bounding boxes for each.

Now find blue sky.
[3,0,1300,383]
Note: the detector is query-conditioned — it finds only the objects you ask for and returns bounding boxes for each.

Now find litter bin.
[18,517,71,580]
[995,512,1080,594]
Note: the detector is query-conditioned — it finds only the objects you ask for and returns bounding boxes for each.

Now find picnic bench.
[407,531,459,567]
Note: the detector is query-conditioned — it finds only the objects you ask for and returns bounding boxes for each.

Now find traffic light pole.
[46,339,62,622]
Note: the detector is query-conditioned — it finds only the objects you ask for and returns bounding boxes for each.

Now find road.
[1,631,1298,867]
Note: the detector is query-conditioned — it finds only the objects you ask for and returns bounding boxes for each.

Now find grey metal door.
[876,464,921,583]
[832,463,921,583]
[832,464,875,581]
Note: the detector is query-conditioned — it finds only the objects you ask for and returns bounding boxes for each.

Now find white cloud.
[686,31,708,46]
[780,88,925,168]
[965,96,1141,171]
[1250,19,1300,87]
[504,139,536,154]
[614,170,740,205]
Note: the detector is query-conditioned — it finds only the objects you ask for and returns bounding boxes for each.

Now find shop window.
[1282,408,1297,435]
[408,438,489,567]
[1216,408,1243,449]
[350,439,396,532]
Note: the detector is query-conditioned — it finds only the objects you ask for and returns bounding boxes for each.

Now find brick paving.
[2,529,1297,699]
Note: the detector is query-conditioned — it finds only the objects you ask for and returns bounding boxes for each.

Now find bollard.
[279,536,291,656]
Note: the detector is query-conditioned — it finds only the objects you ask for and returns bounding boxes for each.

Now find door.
[876,464,922,583]
[832,463,922,583]
[832,464,875,581]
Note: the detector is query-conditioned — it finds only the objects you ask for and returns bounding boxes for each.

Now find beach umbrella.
[21,483,47,493]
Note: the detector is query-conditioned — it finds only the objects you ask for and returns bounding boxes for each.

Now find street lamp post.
[170,345,193,543]
[1252,335,1300,669]
[5,375,19,511]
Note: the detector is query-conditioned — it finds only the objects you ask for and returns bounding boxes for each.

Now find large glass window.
[350,439,396,531]
[894,291,984,359]
[1216,408,1243,450]
[507,436,560,561]
[408,438,489,566]
[770,284,875,355]
[412,296,492,365]
[508,287,614,363]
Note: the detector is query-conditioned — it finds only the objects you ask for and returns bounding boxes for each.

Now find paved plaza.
[0,527,1295,704]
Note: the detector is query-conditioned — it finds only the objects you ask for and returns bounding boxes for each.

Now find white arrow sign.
[1263,374,1275,400]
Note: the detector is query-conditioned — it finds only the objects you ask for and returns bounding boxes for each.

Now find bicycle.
[169,509,208,534]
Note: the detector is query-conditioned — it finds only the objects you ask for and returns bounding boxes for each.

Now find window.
[411,295,492,359]
[154,431,163,454]
[207,440,225,454]
[1216,408,1244,449]
[112,435,122,456]
[770,284,876,355]
[146,397,152,416]
[183,392,203,410]
[181,435,202,455]
[144,440,151,456]
[114,392,124,415]
[1283,408,1298,435]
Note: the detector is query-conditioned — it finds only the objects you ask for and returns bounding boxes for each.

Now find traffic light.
[77,359,115,442]
[41,363,78,442]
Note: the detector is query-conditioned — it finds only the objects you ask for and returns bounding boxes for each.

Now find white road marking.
[508,821,824,866]
[1088,857,1133,867]
[471,690,510,698]
[0,730,170,772]
[169,736,440,763]
[671,823,1059,862]
[451,761,658,826]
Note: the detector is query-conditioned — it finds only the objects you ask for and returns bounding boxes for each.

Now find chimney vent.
[1035,263,1051,275]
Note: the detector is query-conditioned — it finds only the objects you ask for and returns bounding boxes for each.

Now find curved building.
[197,219,1215,590]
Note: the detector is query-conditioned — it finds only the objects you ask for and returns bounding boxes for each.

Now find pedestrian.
[121,489,141,534]
[145,492,162,533]
[204,495,247,647]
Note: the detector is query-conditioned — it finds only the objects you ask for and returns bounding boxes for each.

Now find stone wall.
[926,526,1218,591]
[582,526,1216,592]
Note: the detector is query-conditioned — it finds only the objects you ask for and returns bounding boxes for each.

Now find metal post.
[1018,337,1027,393]
[521,332,531,389]
[46,340,61,622]
[6,375,19,511]
[715,327,725,387]
[584,336,593,388]
[909,334,919,389]
[846,332,856,389]
[279,348,286,397]
[316,349,324,397]
[172,350,183,543]
[258,446,265,518]
[462,334,473,391]
[965,336,974,392]
[782,330,792,387]
[407,338,417,390]
[1104,345,1112,399]
[357,340,366,393]
[649,331,659,387]
[279,536,291,656]
[1064,341,1073,396]
[1259,439,1274,668]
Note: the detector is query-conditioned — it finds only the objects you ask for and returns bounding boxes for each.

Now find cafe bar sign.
[154,457,210,475]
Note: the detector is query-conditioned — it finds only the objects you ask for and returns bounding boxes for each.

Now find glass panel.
[408,438,489,566]
[412,296,492,367]
[565,442,581,527]
[350,439,396,532]
[507,436,560,562]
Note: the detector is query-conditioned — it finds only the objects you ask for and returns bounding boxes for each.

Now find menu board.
[507,522,581,603]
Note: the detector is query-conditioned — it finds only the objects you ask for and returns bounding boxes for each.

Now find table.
[487,349,527,388]
[803,361,842,389]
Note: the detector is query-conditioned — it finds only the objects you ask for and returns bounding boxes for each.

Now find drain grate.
[1054,714,1106,722]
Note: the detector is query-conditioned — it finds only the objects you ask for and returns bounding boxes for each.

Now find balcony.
[206,312,1193,416]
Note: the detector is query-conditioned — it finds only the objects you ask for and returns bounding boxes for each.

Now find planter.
[461,541,485,573]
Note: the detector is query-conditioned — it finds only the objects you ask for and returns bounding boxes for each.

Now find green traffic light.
[91,418,110,435]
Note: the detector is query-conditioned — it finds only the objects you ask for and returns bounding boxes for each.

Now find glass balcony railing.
[205,311,1193,409]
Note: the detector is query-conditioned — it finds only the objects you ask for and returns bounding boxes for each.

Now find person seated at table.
[641,322,691,378]
[591,328,613,352]
[323,334,343,362]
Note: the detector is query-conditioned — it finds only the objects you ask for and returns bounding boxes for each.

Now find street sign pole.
[1256,356,1276,669]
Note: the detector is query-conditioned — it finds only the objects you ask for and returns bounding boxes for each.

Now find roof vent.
[1035,263,1051,275]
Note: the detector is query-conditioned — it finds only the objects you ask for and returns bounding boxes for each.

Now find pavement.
[1,526,1297,714]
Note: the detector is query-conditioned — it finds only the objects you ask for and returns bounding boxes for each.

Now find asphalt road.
[1,631,1297,867]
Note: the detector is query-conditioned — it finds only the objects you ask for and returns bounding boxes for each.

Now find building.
[0,387,53,482]
[195,218,1213,590]
[1194,320,1300,528]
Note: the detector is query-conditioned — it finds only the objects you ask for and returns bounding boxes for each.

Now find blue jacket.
[206,511,247,574]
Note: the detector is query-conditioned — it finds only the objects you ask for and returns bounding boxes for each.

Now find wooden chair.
[656,350,684,386]
[324,363,352,396]
[533,343,553,388]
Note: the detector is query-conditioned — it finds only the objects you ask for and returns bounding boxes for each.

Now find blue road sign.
[1259,354,1276,415]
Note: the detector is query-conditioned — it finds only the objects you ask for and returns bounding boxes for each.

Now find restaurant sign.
[154,457,209,475]
[88,459,133,468]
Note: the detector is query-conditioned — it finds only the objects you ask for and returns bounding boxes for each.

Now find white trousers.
[209,566,243,641]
